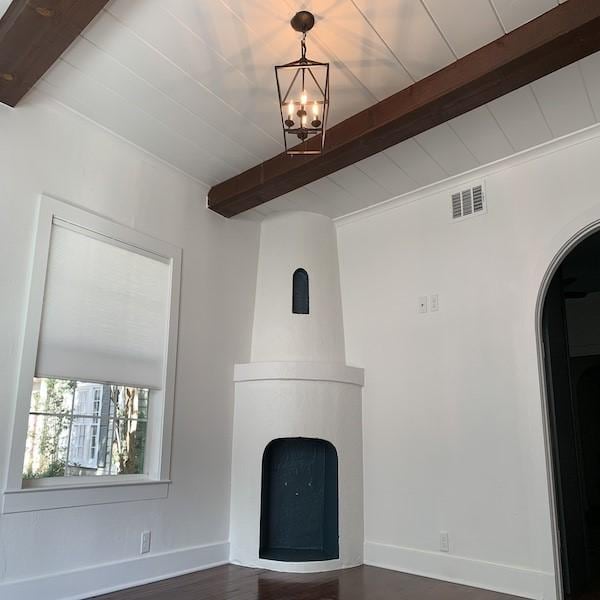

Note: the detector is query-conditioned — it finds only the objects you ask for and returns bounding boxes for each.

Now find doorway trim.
[536,217,600,600]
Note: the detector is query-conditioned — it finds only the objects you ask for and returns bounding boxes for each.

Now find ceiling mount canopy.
[275,11,330,156]
[290,10,315,33]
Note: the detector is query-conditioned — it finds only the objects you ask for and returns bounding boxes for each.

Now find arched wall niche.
[292,268,309,314]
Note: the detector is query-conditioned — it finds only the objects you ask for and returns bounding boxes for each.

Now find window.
[292,268,309,314]
[90,424,98,461]
[23,379,149,478]
[93,388,101,416]
[4,196,181,513]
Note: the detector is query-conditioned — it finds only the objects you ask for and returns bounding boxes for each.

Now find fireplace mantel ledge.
[234,362,364,387]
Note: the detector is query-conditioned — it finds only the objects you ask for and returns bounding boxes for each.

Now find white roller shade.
[36,221,171,389]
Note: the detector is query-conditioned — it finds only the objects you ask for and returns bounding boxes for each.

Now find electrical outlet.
[440,531,449,553]
[418,296,428,313]
[430,294,439,312]
[140,530,151,554]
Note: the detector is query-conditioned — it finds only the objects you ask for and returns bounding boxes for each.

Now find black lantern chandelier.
[275,11,330,155]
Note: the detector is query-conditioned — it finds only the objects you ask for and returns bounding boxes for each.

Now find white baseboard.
[364,541,557,600]
[0,541,229,600]
[1,540,556,600]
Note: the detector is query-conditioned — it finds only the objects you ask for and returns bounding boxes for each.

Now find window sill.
[2,478,170,513]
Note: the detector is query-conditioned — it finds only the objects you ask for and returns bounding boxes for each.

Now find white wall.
[336,126,600,600]
[0,90,260,598]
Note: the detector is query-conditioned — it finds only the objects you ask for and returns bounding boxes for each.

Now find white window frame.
[3,195,182,513]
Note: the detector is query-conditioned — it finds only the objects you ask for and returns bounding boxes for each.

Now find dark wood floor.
[91,564,524,600]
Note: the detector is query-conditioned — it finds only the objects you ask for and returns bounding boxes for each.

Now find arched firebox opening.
[259,437,338,562]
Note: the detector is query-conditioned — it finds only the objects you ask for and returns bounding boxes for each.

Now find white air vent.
[451,183,486,221]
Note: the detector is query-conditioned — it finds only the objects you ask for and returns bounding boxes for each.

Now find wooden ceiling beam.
[0,0,109,107]
[208,0,600,217]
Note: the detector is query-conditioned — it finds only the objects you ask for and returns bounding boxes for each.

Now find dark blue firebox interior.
[259,437,339,562]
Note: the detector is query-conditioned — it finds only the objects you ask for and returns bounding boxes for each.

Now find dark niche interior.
[259,437,339,562]
[292,268,309,314]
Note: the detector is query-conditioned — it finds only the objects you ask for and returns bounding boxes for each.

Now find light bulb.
[301,90,307,106]
[312,101,319,116]
[301,115,307,127]
[287,102,294,116]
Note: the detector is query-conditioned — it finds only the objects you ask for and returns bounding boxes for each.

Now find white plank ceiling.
[18,0,600,218]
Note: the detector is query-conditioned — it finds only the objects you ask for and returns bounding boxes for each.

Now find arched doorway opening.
[541,229,600,598]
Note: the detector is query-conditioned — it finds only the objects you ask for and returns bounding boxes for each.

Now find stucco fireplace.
[230,211,364,573]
